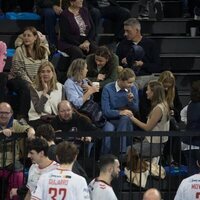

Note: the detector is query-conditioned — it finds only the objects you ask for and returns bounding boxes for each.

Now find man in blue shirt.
[101,68,139,153]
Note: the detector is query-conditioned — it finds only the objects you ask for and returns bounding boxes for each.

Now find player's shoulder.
[182,174,200,184]
[89,179,112,190]
[71,171,87,182]
[50,161,59,167]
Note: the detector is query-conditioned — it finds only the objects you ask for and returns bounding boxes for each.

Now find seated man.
[0,102,35,200]
[86,0,130,41]
[138,0,163,20]
[51,100,101,158]
[36,0,65,49]
[101,68,139,153]
[116,18,160,89]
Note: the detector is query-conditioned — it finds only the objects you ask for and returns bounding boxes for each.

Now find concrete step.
[0,19,42,34]
[98,35,200,54]
[160,54,200,71]
[117,0,182,18]
[149,36,200,54]
[101,18,199,35]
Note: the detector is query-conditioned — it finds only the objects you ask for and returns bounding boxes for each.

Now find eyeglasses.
[0,111,11,115]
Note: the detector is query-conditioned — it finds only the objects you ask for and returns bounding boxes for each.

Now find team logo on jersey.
[99,183,106,189]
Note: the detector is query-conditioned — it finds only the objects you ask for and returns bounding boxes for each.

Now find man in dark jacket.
[116,18,161,89]
[51,100,102,159]
[36,0,66,48]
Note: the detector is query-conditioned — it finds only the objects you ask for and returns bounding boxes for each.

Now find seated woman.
[64,58,99,109]
[28,61,65,129]
[140,71,182,123]
[59,0,97,63]
[7,26,49,121]
[86,46,118,89]
[86,46,119,102]
[130,80,170,160]
[139,71,182,165]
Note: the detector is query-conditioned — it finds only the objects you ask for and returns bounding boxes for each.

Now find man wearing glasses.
[0,102,35,199]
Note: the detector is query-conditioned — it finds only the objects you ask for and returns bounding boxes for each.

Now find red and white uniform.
[31,169,90,200]
[89,179,118,200]
[27,161,58,194]
[174,174,200,200]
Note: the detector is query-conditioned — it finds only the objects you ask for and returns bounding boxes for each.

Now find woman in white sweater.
[28,61,65,128]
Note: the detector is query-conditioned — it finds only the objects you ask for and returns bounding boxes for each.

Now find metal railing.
[0,131,199,200]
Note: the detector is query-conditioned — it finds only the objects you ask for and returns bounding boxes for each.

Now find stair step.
[161,56,200,71]
[117,0,182,18]
[0,19,42,34]
[98,35,200,54]
[100,18,200,35]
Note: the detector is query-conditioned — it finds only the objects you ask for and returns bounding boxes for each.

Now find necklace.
[68,7,79,15]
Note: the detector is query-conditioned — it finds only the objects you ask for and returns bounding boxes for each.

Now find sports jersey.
[88,179,118,200]
[174,174,200,200]
[31,169,90,200]
[27,161,58,194]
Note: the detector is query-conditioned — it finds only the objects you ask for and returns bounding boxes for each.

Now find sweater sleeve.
[99,55,118,88]
[64,79,84,109]
[10,47,32,83]
[13,120,30,133]
[30,86,49,114]
[101,86,120,118]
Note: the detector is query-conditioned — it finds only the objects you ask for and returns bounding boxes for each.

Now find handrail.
[0,130,199,140]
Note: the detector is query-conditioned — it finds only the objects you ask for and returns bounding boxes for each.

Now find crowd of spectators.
[0,1,199,199]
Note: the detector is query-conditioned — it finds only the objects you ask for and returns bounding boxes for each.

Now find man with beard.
[89,154,120,200]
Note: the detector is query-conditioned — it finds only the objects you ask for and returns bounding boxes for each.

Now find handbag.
[79,99,106,127]
[125,167,149,188]
[125,162,166,188]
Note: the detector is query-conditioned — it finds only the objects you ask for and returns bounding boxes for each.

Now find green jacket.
[86,53,119,88]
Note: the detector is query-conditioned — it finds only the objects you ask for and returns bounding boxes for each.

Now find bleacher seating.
[0,3,200,199]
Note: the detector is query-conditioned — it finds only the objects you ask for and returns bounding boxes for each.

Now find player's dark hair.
[56,141,79,164]
[36,124,55,142]
[99,154,118,172]
[28,138,49,156]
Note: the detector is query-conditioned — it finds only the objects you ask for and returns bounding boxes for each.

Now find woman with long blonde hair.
[28,61,65,128]
[140,71,182,123]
